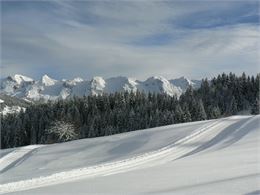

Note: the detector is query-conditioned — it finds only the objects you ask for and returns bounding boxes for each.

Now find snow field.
[0,115,259,194]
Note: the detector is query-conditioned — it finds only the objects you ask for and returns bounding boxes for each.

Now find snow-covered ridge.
[41,74,57,86]
[12,74,34,85]
[0,74,201,101]
[170,76,200,91]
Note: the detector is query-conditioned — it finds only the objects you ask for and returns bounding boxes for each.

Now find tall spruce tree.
[196,99,207,120]
[251,98,260,115]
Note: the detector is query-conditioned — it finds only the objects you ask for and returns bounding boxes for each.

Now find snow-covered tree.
[46,121,78,142]
[196,99,207,120]
[182,103,191,122]
[209,106,221,119]
[227,96,238,115]
[251,98,259,115]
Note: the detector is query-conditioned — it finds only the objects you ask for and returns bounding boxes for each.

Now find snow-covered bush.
[46,121,78,143]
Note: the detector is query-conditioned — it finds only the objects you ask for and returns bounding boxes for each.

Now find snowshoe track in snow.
[0,145,43,174]
[0,117,248,194]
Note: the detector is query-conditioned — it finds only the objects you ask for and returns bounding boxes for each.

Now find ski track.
[0,117,247,194]
[0,145,43,174]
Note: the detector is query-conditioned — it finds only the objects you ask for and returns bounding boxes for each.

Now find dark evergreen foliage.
[1,73,259,149]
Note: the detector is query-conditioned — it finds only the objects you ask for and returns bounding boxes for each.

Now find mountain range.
[0,74,201,102]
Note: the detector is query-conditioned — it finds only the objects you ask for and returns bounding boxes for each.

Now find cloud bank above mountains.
[1,1,259,80]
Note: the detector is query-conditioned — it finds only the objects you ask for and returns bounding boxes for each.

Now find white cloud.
[1,1,259,79]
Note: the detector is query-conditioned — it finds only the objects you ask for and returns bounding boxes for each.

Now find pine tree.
[174,104,183,123]
[251,98,259,115]
[227,96,238,115]
[196,99,207,120]
[181,103,191,122]
[209,106,221,119]
[88,120,96,138]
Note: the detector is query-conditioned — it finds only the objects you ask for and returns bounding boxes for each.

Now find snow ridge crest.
[0,74,201,101]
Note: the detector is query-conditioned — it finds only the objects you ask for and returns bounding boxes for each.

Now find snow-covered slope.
[139,76,182,97]
[0,94,29,115]
[0,75,34,96]
[0,74,200,101]
[11,75,34,85]
[104,76,138,93]
[0,105,25,116]
[41,74,57,86]
[0,115,259,194]
[170,76,201,91]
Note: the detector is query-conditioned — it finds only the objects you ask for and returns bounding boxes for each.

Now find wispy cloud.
[1,1,259,80]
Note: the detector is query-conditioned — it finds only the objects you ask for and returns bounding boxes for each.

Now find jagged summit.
[105,76,138,93]
[41,74,57,86]
[91,76,106,86]
[140,76,181,96]
[12,74,34,85]
[170,76,200,91]
[90,77,106,95]
[0,74,201,101]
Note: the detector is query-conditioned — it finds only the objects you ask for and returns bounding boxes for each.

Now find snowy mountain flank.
[0,74,201,101]
[0,94,29,115]
[0,115,259,194]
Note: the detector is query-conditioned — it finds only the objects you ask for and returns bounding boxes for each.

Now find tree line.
[1,72,259,149]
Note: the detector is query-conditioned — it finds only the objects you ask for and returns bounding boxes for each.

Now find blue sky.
[1,0,259,80]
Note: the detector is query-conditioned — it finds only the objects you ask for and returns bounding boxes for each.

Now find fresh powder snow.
[0,115,259,194]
